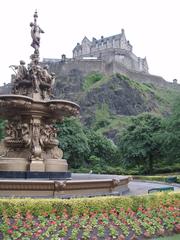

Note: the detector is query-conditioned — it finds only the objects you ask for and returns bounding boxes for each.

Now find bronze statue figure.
[30,10,44,54]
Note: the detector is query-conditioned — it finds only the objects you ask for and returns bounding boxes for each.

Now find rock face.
[52,69,159,126]
[53,69,84,102]
[79,75,157,125]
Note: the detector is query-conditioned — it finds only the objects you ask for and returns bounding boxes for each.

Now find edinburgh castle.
[73,29,148,73]
[43,30,177,89]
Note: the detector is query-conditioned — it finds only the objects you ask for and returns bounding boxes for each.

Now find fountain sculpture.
[0,11,79,178]
[0,11,129,197]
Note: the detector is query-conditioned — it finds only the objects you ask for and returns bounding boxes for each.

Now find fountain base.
[0,156,68,172]
[0,171,71,179]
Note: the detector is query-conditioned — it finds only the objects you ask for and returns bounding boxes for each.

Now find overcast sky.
[0,0,179,85]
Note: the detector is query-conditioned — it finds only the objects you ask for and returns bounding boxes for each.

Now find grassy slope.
[83,73,180,136]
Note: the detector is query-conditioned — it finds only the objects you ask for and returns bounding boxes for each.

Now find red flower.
[169,206,174,211]
[7,229,13,234]
[36,229,43,234]
[12,225,18,230]
[175,224,180,233]
[50,221,57,225]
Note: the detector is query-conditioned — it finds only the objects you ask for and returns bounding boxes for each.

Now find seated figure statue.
[10,60,29,93]
[39,65,56,98]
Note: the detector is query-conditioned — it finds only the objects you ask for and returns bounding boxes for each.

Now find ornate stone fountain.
[0,11,79,178]
[0,11,130,197]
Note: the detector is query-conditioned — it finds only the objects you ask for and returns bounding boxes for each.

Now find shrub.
[0,192,179,217]
[153,163,180,174]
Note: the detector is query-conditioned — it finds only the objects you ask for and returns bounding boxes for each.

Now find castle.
[41,29,177,89]
[73,29,148,73]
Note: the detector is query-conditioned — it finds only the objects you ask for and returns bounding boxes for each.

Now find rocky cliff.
[52,66,179,141]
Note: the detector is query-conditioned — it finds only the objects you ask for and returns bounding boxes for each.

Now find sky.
[0,0,179,85]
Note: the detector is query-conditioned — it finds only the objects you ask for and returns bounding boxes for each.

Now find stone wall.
[47,59,106,76]
[45,58,178,89]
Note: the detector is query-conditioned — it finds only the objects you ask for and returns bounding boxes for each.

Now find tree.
[57,117,118,170]
[117,113,162,174]
[161,96,180,162]
[85,129,118,166]
[57,118,90,168]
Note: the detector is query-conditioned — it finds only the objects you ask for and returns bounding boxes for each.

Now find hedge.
[0,192,179,217]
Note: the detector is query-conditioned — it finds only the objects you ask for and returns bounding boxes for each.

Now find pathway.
[72,173,180,195]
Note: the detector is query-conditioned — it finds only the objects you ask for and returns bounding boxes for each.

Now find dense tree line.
[57,97,180,174]
[57,115,163,174]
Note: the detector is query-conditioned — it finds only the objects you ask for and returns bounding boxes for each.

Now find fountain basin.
[0,95,80,120]
[0,177,130,198]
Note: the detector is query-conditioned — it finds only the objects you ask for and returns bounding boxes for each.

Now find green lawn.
[154,234,180,240]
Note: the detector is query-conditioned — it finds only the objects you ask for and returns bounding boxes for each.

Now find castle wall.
[46,59,106,76]
[45,58,178,89]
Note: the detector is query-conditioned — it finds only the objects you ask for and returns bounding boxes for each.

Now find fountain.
[0,11,130,197]
[0,11,79,178]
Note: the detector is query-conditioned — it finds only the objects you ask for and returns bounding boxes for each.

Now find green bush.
[103,166,125,175]
[0,192,179,217]
[124,169,140,175]
[153,163,180,174]
[70,167,90,173]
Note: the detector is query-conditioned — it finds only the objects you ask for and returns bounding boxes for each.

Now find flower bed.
[0,193,179,239]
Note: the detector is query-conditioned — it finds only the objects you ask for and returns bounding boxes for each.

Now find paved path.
[127,180,180,195]
[72,173,180,196]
